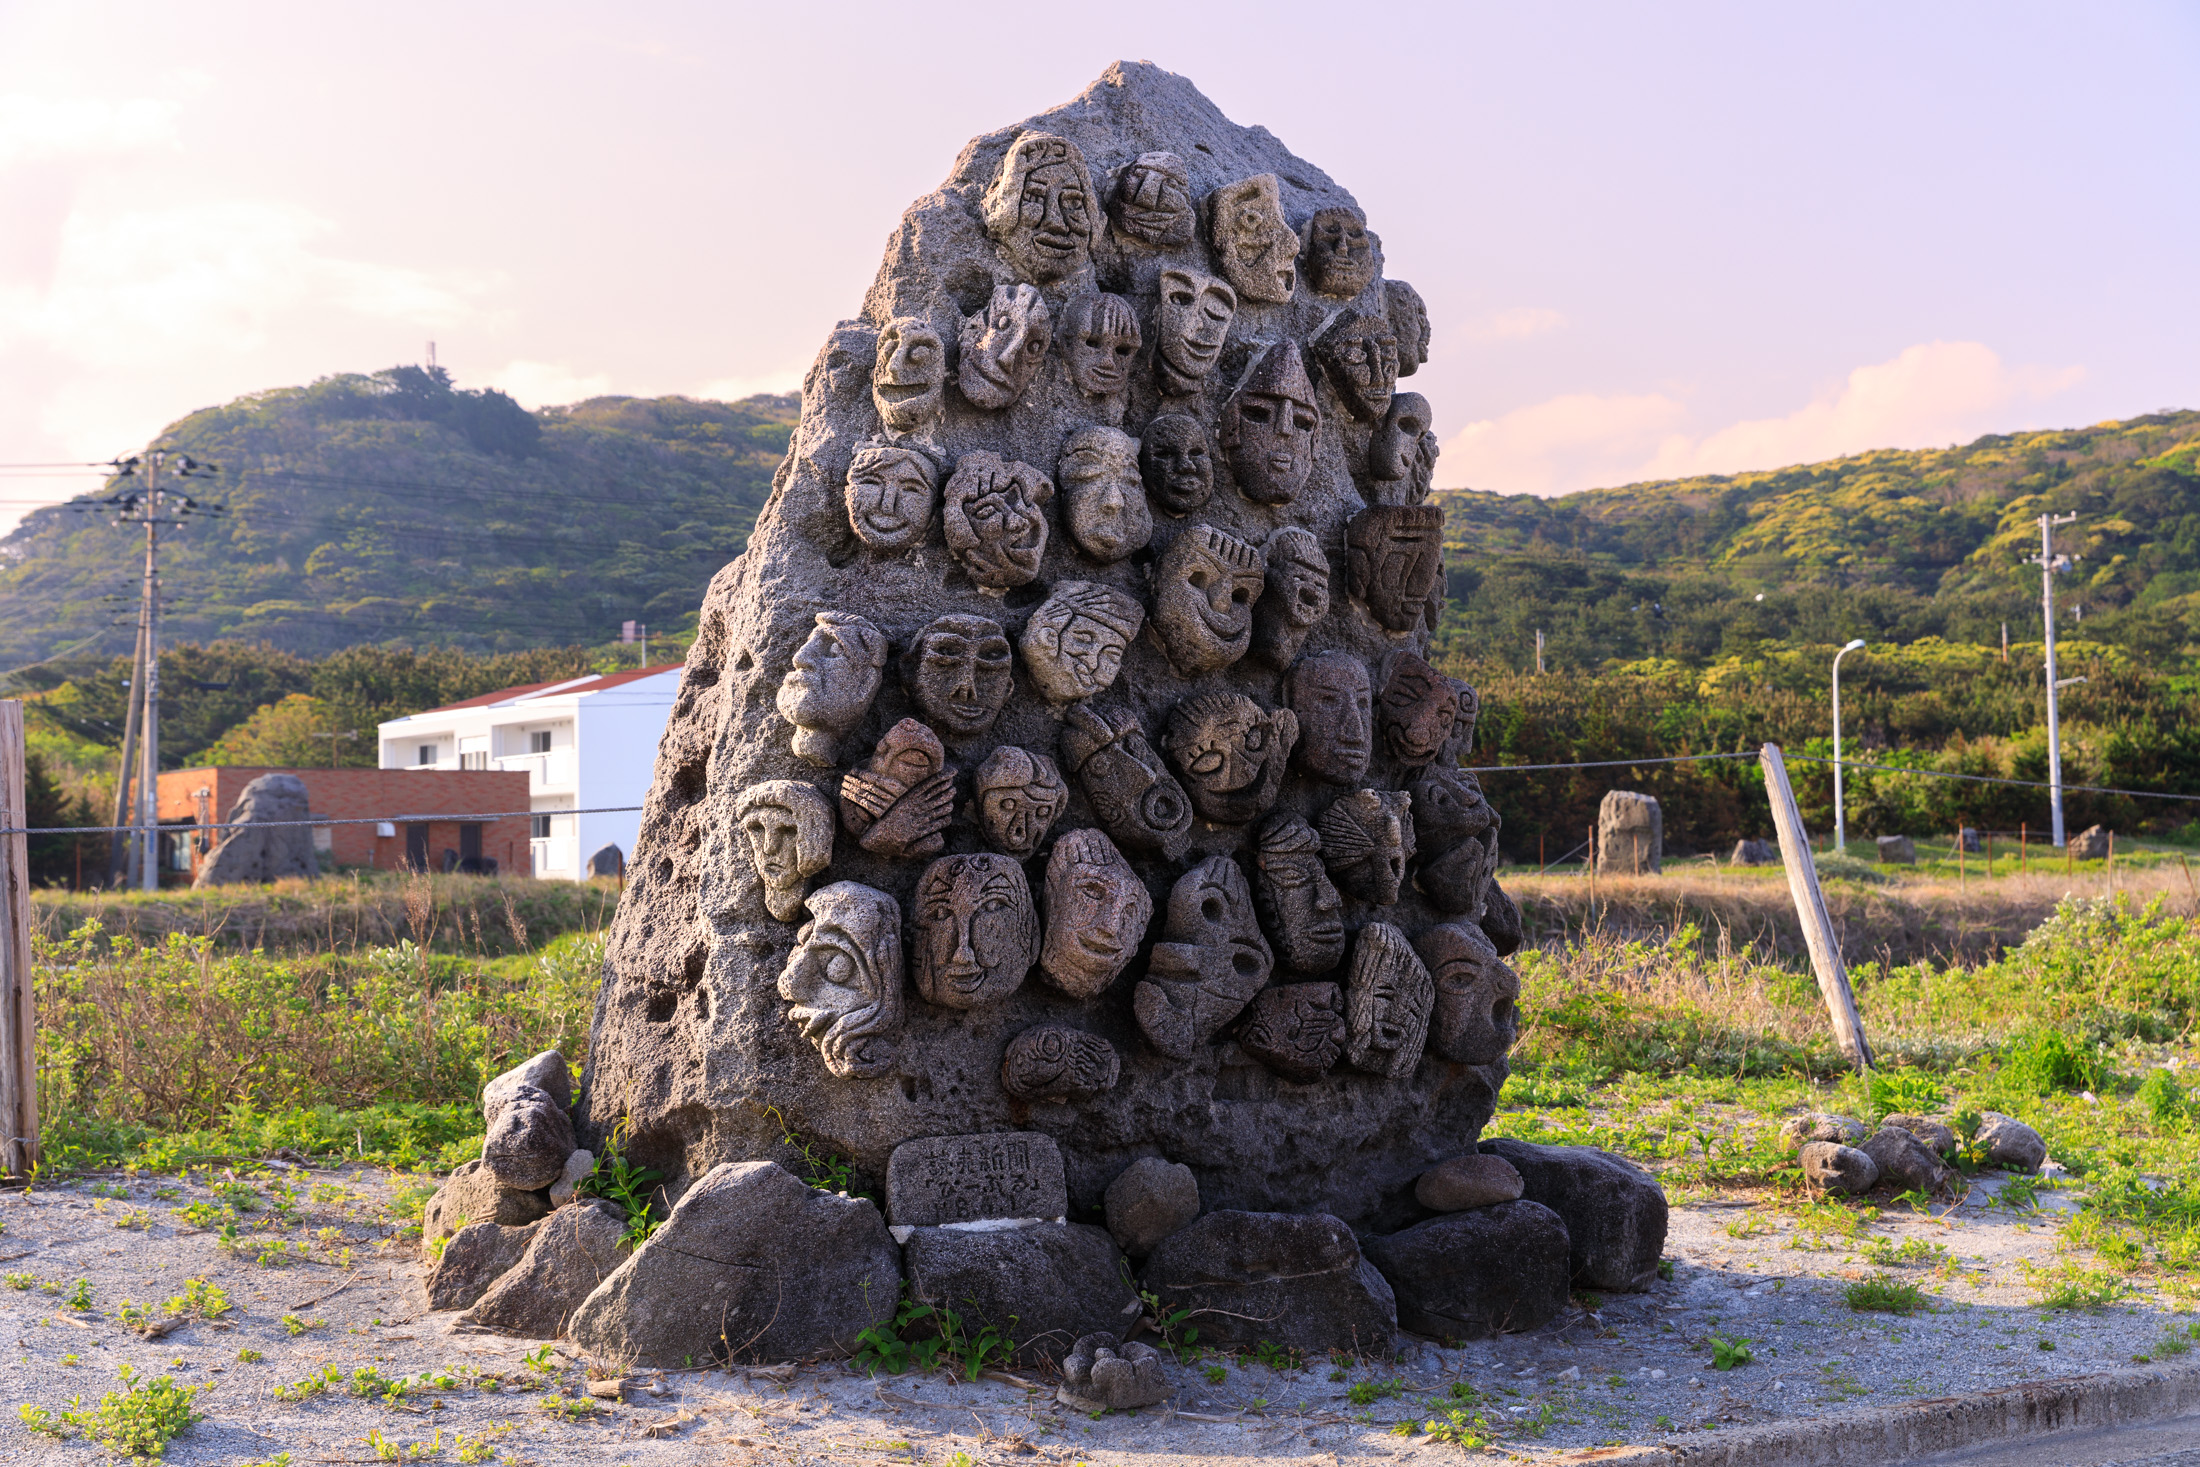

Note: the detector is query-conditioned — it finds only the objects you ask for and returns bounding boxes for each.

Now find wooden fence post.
[1759,742,1873,1071]
[0,702,38,1175]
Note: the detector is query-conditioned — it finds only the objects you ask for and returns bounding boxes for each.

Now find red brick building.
[155,767,532,879]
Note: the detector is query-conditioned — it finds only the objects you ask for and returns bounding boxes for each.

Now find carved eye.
[1268,864,1306,889]
[1293,410,1317,433]
[1185,445,1208,464]
[1230,585,1251,606]
[980,895,1011,915]
[1084,334,1105,349]
[908,344,932,364]
[1187,569,1211,591]
[925,904,953,924]
[1166,288,1194,308]
[979,641,1013,666]
[1114,343,1135,361]
[1240,402,1272,426]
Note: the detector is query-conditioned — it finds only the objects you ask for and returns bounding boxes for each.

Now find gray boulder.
[1478,1139,1666,1292]
[1730,839,1779,866]
[588,843,626,878]
[1883,1113,1959,1158]
[1104,1158,1200,1258]
[567,1161,899,1366]
[460,1199,630,1338]
[1058,1333,1170,1411]
[421,1220,539,1312]
[423,1158,550,1248]
[1874,835,1917,864]
[903,1221,1136,1367]
[1959,827,1983,854]
[483,1084,577,1192]
[549,1149,595,1207]
[2071,825,2111,860]
[192,774,316,886]
[1363,1200,1571,1340]
[1779,1113,1867,1151]
[1799,1142,1879,1195]
[1860,1126,1959,1196]
[1414,1153,1524,1212]
[1140,1210,1396,1356]
[1976,1112,2046,1172]
[485,1051,574,1117]
[1597,791,1662,875]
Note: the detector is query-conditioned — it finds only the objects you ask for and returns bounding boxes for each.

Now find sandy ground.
[0,1166,2164,1465]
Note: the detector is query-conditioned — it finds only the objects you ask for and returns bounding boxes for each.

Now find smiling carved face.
[1153,526,1265,677]
[1039,829,1152,997]
[871,318,945,432]
[905,614,1012,740]
[1155,268,1236,393]
[844,445,938,552]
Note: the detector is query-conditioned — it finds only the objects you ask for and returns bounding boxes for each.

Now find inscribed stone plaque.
[885,1132,1068,1227]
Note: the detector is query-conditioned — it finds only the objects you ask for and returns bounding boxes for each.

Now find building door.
[404,823,430,872]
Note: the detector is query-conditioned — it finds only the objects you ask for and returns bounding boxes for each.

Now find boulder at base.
[1799,1142,1879,1196]
[1140,1211,1395,1356]
[1414,1153,1524,1212]
[1103,1157,1200,1258]
[482,1084,578,1193]
[423,1159,550,1248]
[1479,1139,1667,1292]
[1861,1126,1959,1195]
[421,1220,539,1312]
[484,1051,574,1116]
[192,773,316,886]
[902,1221,1136,1366]
[1363,1200,1571,1339]
[567,1162,900,1367]
[460,1199,630,1338]
[1882,1112,1959,1158]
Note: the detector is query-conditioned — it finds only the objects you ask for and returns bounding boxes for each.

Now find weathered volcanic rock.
[1861,1126,1959,1195]
[1976,1111,2046,1172]
[422,1159,550,1248]
[483,1083,577,1193]
[1883,1113,1959,1158]
[420,1220,539,1313]
[193,773,316,886]
[1479,1139,1666,1292]
[459,1199,630,1339]
[1058,1332,1170,1411]
[485,1051,574,1117]
[1414,1153,1523,1212]
[1799,1142,1879,1195]
[902,1221,1137,1366]
[1140,1210,1396,1356]
[1779,1112,1867,1151]
[1104,1157,1201,1258]
[1363,1201,1571,1340]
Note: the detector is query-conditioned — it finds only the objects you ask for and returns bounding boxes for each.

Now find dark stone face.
[957,284,1052,410]
[1304,207,1378,298]
[1062,293,1140,398]
[1409,764,1496,854]
[1287,653,1373,785]
[1153,525,1265,676]
[1224,389,1320,507]
[1252,812,1347,975]
[1139,415,1215,516]
[1038,828,1152,997]
[1001,1026,1121,1101]
[872,318,946,433]
[1342,922,1433,1080]
[911,853,1039,1010]
[903,614,1013,740]
[1237,983,1345,1082]
[1316,312,1400,423]
[1154,268,1236,396]
[1133,855,1274,1059]
[838,718,956,861]
[943,452,1053,590]
[1414,921,1519,1066]
[1059,703,1192,861]
[1110,151,1194,248]
[1253,527,1329,670]
[984,132,1095,284]
[973,746,1069,858]
[1378,653,1459,768]
[1317,788,1415,906]
[1368,391,1436,503]
[1346,504,1445,633]
[1384,278,1431,376]
[1163,692,1298,827]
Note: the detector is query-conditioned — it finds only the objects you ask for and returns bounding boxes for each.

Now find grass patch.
[1844,1275,1929,1314]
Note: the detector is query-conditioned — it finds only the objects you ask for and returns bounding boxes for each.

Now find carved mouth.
[1180,338,1221,364]
[1084,367,1128,392]
[862,511,908,532]
[1311,919,1345,945]
[1080,932,1123,957]
[1031,229,1081,257]
[940,962,988,993]
[969,356,1015,391]
[876,381,931,401]
[1125,208,1176,230]
[1265,452,1294,474]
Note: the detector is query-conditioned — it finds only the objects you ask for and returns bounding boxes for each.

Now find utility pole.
[1534,629,1545,675]
[2031,512,2080,848]
[104,616,147,889]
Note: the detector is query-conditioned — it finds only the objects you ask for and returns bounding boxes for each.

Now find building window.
[417,744,436,766]
[531,814,552,839]
[529,731,552,754]
[459,751,487,770]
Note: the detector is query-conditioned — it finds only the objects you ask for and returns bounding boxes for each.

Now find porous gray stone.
[1597,791,1661,876]
[549,1149,595,1207]
[422,1159,550,1248]
[1058,1332,1170,1411]
[1779,1112,1868,1151]
[1139,1210,1396,1356]
[1977,1111,2047,1172]
[886,1132,1067,1226]
[1860,1126,1959,1196]
[421,1220,539,1312]
[1730,838,1778,866]
[459,1199,630,1339]
[1478,1138,1666,1292]
[1414,1153,1524,1212]
[2072,824,2111,860]
[1875,834,1917,864]
[567,1161,899,1366]
[484,1051,574,1117]
[1883,1112,1959,1158]
[903,1221,1136,1366]
[1103,1157,1200,1258]
[1799,1141,1879,1195]
[192,773,316,886]
[1362,1200,1570,1340]
[482,1083,577,1193]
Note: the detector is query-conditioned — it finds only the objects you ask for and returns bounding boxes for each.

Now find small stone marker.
[1730,838,1778,866]
[2071,825,2111,860]
[1597,790,1662,875]
[588,843,625,878]
[885,1131,1067,1227]
[1874,834,1916,864]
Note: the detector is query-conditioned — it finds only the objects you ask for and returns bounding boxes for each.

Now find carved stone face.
[1238,982,1345,1083]
[1059,702,1192,861]
[1384,279,1430,377]
[1413,921,1520,1066]
[844,442,940,553]
[1286,653,1372,785]
[1154,268,1236,396]
[1252,812,1347,975]
[838,717,955,861]
[982,131,1097,284]
[1110,151,1193,248]
[1139,415,1214,516]
[1346,504,1445,633]
[1378,652,1459,767]
[942,451,1052,590]
[1163,692,1298,826]
[1315,311,1399,423]
[1059,426,1151,563]
[1343,921,1433,1080]
[872,318,946,433]
[778,880,903,1078]
[1253,526,1329,669]
[1368,392,1436,503]
[1133,855,1274,1059]
[902,613,1013,740]
[1019,581,1142,705]
[776,612,888,765]
[1304,207,1379,298]
[1153,525,1264,677]
[805,320,877,410]
[735,780,835,922]
[1001,1026,1121,1102]
[1209,173,1297,303]
[973,746,1069,859]
[1409,763,1497,855]
[1317,788,1416,906]
[912,853,1038,1010]
[957,284,1053,410]
[1219,341,1320,506]
[1062,293,1140,399]
[1039,827,1153,998]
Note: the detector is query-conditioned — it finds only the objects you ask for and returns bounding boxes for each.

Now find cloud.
[691,369,804,403]
[489,360,615,409]
[1444,390,1688,497]
[1471,306,1567,342]
[0,95,181,167]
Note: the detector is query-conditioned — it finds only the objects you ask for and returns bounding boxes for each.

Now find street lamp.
[1832,639,1866,852]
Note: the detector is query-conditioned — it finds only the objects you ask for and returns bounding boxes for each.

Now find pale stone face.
[1252,813,1347,976]
[1210,174,1297,303]
[903,614,1013,740]
[973,746,1069,859]
[912,853,1038,1010]
[1164,692,1297,827]
[1152,526,1264,677]
[1039,829,1152,997]
[957,285,1053,411]
[775,613,887,766]
[942,452,1052,590]
[1019,582,1142,705]
[1155,269,1235,395]
[872,318,946,433]
[1110,151,1193,248]
[778,880,903,1078]
[1063,294,1140,398]
[984,133,1096,283]
[1317,312,1399,423]
[844,445,938,552]
[1060,428,1151,563]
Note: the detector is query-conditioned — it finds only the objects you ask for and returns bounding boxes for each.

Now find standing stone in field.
[192,773,316,886]
[1976,1112,2047,1172]
[1731,838,1779,866]
[588,844,625,879]
[1958,827,1983,854]
[1799,1141,1879,1196]
[1596,790,1661,876]
[1479,1139,1667,1293]
[2071,825,2111,860]
[1874,834,1916,864]
[422,1158,551,1247]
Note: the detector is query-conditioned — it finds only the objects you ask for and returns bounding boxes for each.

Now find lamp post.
[1833,639,1866,852]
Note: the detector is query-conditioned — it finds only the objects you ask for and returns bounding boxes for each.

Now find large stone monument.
[193,773,317,886]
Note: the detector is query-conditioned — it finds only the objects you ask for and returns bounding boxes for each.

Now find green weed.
[1844,1275,1928,1313]
[16,1362,208,1459]
[1710,1336,1754,1370]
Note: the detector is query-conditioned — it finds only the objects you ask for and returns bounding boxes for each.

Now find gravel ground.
[0,1165,2167,1465]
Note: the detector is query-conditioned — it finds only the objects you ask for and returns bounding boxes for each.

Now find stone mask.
[973,745,1070,859]
[1134,854,1274,1059]
[1286,652,1372,785]
[779,880,904,1079]
[776,611,888,765]
[1163,691,1299,826]
[844,440,941,553]
[1152,524,1265,677]
[1139,414,1214,517]
[1154,268,1236,397]
[942,451,1053,590]
[1367,392,1436,505]
[1317,788,1415,905]
[1252,812,1347,976]
[1252,526,1330,669]
[1059,702,1192,861]
[1413,920,1519,1067]
[1384,278,1430,377]
[1314,311,1399,424]
[872,317,947,434]
[1208,173,1297,303]
[1019,580,1142,705]
[1219,341,1320,507]
[1377,652,1459,768]
[1342,921,1433,1080]
[912,852,1039,1010]
[805,320,878,411]
[838,717,956,861]
[1110,151,1194,248]
[734,779,835,922]
[901,613,1013,741]
[1059,425,1152,563]
[1062,293,1140,401]
[1237,982,1345,1083]
[957,283,1053,410]
[1409,762,1497,855]
[1346,504,1445,633]
[981,131,1098,284]
[1038,827,1153,998]
[1303,206,1380,298]
[1001,1026,1121,1102]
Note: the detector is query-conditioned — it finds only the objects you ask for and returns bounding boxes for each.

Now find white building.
[377,665,681,880]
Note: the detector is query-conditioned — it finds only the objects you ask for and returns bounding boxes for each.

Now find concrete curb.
[1556,1360,2200,1465]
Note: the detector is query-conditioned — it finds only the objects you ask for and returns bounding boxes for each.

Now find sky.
[1,1,2196,529]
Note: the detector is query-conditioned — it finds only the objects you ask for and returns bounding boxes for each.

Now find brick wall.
[157,767,535,877]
